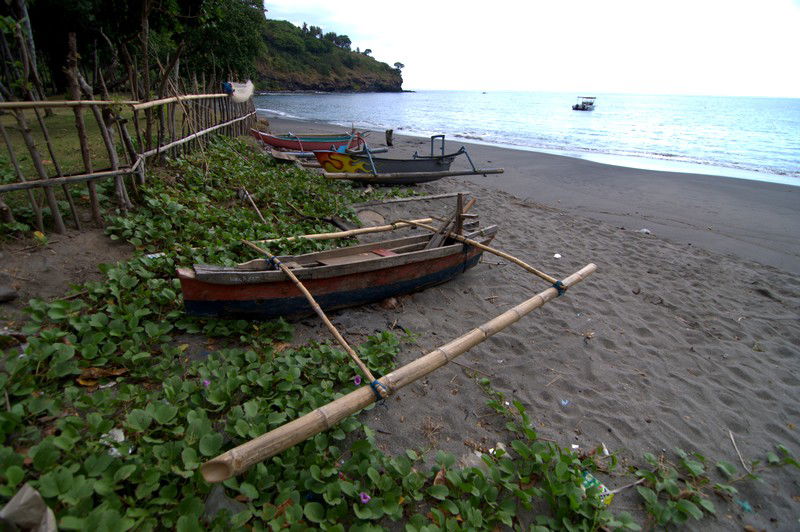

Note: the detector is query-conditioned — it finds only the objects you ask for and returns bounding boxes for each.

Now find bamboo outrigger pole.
[201,263,596,482]
[254,217,435,245]
[324,168,504,181]
[399,219,559,286]
[241,240,384,392]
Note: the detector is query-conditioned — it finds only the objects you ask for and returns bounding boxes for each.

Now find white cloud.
[263,0,800,96]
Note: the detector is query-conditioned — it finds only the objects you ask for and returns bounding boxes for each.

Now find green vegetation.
[258,20,402,91]
[1,138,796,529]
[3,0,400,96]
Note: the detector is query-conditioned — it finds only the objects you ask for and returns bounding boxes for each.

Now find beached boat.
[314,149,460,180]
[572,96,596,111]
[178,225,497,318]
[250,129,364,151]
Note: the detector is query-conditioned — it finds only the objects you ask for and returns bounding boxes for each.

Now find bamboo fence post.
[78,75,131,210]
[200,263,597,482]
[254,217,435,245]
[400,219,560,286]
[67,32,102,224]
[241,239,384,392]
[118,121,144,185]
[0,118,43,230]
[11,109,66,233]
[29,105,82,229]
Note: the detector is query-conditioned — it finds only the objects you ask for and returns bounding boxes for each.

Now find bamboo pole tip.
[200,459,233,483]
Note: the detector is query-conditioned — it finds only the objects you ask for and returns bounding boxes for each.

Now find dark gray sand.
[262,116,800,529]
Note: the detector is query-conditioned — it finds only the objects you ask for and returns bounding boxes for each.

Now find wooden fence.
[0,91,256,234]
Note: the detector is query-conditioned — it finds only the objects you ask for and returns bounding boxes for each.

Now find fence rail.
[0,93,256,233]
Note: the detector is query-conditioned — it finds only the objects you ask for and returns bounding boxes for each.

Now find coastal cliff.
[255,20,403,92]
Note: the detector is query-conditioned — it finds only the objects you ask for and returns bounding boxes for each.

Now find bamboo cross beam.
[399,219,560,286]
[324,169,504,180]
[254,217,436,245]
[241,240,383,392]
[200,263,596,482]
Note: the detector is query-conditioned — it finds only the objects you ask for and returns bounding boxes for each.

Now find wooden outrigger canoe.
[177,225,497,319]
[250,129,363,152]
[315,134,504,185]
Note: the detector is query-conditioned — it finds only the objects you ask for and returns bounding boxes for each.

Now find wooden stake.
[0,119,42,231]
[67,33,101,225]
[12,109,66,233]
[241,188,267,225]
[241,239,383,390]
[400,219,559,286]
[424,196,475,250]
[200,263,597,482]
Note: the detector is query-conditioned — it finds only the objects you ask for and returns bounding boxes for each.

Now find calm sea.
[254,91,800,186]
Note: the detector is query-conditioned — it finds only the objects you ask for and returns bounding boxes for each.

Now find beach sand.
[263,116,800,529]
[3,116,797,529]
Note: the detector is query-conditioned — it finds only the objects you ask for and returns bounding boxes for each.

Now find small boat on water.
[572,96,596,111]
[250,129,364,151]
[178,224,497,318]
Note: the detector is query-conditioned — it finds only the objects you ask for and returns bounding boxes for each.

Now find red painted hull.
[177,235,494,319]
[250,129,359,151]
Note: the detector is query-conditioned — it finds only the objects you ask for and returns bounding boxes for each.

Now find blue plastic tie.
[265,255,278,269]
[370,380,388,401]
[553,280,566,297]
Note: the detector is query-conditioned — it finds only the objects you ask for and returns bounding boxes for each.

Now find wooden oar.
[398,219,560,287]
[241,240,384,395]
[200,263,596,482]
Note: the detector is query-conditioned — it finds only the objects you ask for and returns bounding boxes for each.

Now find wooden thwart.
[200,263,596,482]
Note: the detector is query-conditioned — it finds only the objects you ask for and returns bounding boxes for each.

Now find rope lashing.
[553,280,566,296]
[369,380,389,401]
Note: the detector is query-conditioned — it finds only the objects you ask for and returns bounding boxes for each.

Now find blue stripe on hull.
[184,253,482,319]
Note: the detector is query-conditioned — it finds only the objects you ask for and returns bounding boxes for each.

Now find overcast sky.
[263,0,800,97]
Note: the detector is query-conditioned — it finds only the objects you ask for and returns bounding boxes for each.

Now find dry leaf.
[433,466,447,486]
[80,367,128,379]
[274,498,293,518]
[76,377,98,388]
[273,342,291,353]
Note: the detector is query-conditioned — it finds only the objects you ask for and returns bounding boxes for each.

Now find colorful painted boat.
[177,225,497,319]
[250,129,363,151]
[313,150,465,185]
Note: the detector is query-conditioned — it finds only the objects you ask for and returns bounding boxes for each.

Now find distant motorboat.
[572,96,596,111]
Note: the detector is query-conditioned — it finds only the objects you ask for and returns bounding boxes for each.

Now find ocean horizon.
[254,91,800,187]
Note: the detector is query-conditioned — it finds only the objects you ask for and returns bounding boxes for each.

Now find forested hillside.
[257,20,403,91]
[0,0,402,97]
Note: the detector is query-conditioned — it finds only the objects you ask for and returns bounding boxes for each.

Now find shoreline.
[263,116,800,274]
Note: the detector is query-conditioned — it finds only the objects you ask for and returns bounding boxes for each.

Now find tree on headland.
[363,48,372,56]
[393,62,405,71]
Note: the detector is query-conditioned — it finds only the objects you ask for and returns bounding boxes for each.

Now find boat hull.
[178,238,490,319]
[314,151,457,181]
[250,129,357,151]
